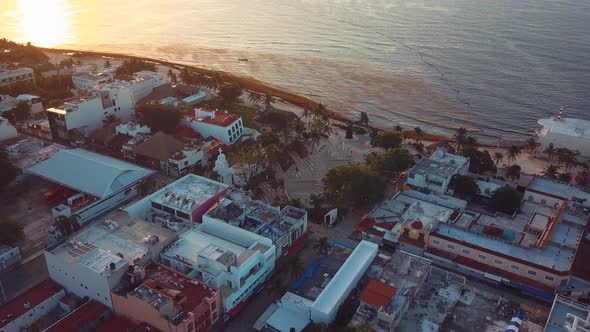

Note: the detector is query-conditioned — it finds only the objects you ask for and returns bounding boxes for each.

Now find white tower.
[214,148,233,185]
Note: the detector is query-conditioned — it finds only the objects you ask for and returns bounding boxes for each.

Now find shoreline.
[40,47,526,149]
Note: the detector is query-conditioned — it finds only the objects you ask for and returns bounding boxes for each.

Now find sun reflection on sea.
[17,0,71,47]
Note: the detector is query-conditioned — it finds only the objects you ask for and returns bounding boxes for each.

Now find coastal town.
[0,39,590,332]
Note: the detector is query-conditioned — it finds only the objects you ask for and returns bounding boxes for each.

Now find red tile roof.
[143,262,216,314]
[45,300,109,332]
[0,279,63,329]
[94,315,161,332]
[176,126,203,140]
[198,112,240,127]
[360,279,397,308]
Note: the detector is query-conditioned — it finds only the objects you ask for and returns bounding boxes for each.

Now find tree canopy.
[0,219,24,246]
[462,147,495,174]
[136,104,182,134]
[449,175,480,200]
[115,58,157,78]
[372,131,402,152]
[0,39,49,65]
[366,148,414,176]
[489,186,522,215]
[323,164,385,208]
[218,82,243,108]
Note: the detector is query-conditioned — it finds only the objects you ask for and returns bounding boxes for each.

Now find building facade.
[406,147,470,194]
[188,109,243,144]
[0,68,34,87]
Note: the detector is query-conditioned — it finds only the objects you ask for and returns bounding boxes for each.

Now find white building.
[188,109,243,144]
[0,68,34,87]
[160,218,276,314]
[406,147,470,194]
[205,189,308,258]
[72,73,113,91]
[0,279,65,332]
[26,149,154,226]
[44,212,177,309]
[126,174,229,226]
[167,145,206,178]
[128,70,164,103]
[46,85,134,140]
[0,117,18,141]
[0,245,21,271]
[115,121,151,137]
[537,117,590,158]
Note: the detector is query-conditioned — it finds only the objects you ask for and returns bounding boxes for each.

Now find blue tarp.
[291,256,324,291]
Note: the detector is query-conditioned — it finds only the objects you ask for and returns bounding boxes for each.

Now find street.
[0,254,48,304]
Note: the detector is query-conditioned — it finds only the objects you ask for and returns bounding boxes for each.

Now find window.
[447,244,455,250]
[510,264,519,270]
[527,270,537,276]
[176,211,190,220]
[477,254,486,260]
[545,275,554,281]
[494,259,502,265]
[163,206,175,214]
[462,249,470,254]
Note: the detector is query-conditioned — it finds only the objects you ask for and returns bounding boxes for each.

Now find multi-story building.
[0,280,64,332]
[26,149,154,226]
[187,109,243,144]
[537,116,590,158]
[127,70,164,103]
[72,73,113,91]
[112,262,221,332]
[406,147,470,194]
[205,189,308,258]
[46,85,134,140]
[160,218,276,316]
[44,212,177,308]
[0,67,34,87]
[125,174,230,227]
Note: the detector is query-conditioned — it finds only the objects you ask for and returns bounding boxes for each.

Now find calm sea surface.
[2,0,589,142]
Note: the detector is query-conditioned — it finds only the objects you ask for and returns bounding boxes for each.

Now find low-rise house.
[17,118,52,140]
[537,115,590,158]
[72,72,113,91]
[44,212,177,308]
[160,219,276,316]
[187,109,243,145]
[406,147,470,194]
[0,280,64,332]
[112,262,221,332]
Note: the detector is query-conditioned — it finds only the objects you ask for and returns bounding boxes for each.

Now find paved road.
[0,255,48,304]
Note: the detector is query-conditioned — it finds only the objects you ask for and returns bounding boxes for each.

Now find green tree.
[218,82,243,108]
[543,143,555,162]
[54,214,81,237]
[0,146,19,188]
[104,60,111,68]
[558,172,572,183]
[413,126,424,143]
[489,186,522,215]
[263,93,275,112]
[462,147,495,174]
[542,165,560,179]
[492,152,504,168]
[366,148,414,176]
[136,104,181,134]
[314,236,331,255]
[323,164,385,208]
[454,127,468,153]
[0,219,24,245]
[506,145,522,165]
[555,148,579,169]
[265,277,286,302]
[449,175,480,200]
[505,164,521,184]
[228,145,268,186]
[372,131,402,152]
[8,101,31,122]
[526,138,540,158]
[115,58,157,78]
[284,254,304,280]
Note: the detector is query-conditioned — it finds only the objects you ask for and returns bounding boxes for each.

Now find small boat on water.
[238,58,248,62]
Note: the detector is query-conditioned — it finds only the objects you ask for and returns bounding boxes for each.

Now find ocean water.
[2,0,589,142]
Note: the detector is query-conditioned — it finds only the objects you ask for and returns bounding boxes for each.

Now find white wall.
[190,116,243,144]
[0,118,17,141]
[3,289,65,332]
[130,73,164,103]
[541,132,590,158]
[44,250,122,309]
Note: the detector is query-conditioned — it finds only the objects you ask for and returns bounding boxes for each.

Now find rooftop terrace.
[149,174,228,213]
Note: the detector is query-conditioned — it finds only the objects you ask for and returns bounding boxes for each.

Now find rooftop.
[0,280,63,329]
[360,279,397,308]
[133,132,185,161]
[538,117,590,140]
[265,292,313,332]
[139,174,228,214]
[27,149,154,198]
[411,147,469,179]
[528,177,590,205]
[6,138,66,170]
[546,295,590,332]
[49,212,176,275]
[194,109,241,127]
[45,300,109,332]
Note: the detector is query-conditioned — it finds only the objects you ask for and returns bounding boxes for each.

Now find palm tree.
[542,164,560,179]
[556,148,579,169]
[506,145,522,165]
[265,277,286,302]
[314,236,331,255]
[492,152,504,168]
[285,254,304,280]
[454,127,467,152]
[543,143,555,162]
[394,125,403,133]
[558,172,572,183]
[54,214,81,237]
[167,69,177,84]
[505,164,521,185]
[248,91,263,106]
[465,136,478,148]
[263,93,275,112]
[526,138,539,158]
[413,127,424,144]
